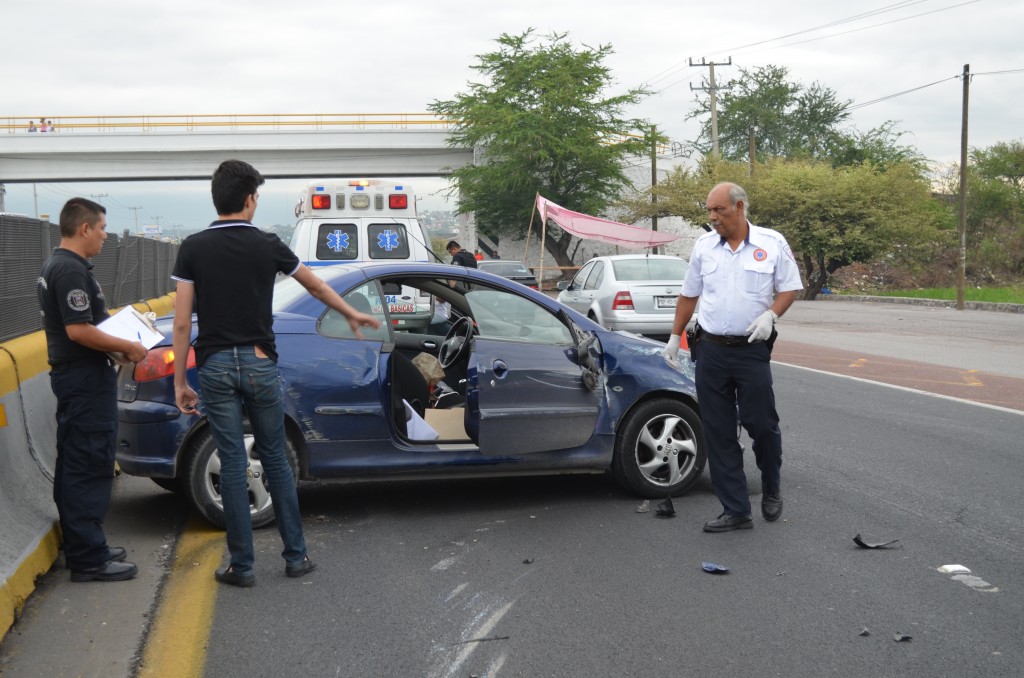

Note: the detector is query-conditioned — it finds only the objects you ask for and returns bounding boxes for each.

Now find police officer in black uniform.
[446,240,478,268]
[38,198,148,581]
[663,183,802,532]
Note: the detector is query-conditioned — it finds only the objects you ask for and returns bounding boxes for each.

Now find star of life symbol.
[377,230,400,252]
[326,230,350,252]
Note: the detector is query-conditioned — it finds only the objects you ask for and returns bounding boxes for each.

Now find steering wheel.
[439,316,473,368]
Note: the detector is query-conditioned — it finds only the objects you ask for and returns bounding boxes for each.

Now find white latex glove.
[746,310,778,343]
[663,334,681,367]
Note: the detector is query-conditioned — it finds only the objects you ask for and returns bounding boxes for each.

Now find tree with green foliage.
[429,29,652,268]
[964,139,1024,278]
[688,65,851,161]
[617,158,952,299]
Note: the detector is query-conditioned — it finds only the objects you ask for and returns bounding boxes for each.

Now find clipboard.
[97,306,165,364]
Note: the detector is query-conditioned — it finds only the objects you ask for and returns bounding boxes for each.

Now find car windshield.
[611,258,686,281]
[480,261,531,276]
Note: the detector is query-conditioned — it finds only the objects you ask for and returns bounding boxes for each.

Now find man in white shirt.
[663,182,802,532]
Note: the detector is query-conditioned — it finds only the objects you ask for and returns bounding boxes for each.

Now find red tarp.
[536,195,681,249]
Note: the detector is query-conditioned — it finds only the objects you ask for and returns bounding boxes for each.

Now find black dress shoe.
[70,561,139,582]
[285,556,317,578]
[215,566,256,587]
[108,546,127,562]
[703,513,753,532]
[762,492,783,522]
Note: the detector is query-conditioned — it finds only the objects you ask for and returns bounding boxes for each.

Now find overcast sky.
[2,0,1021,232]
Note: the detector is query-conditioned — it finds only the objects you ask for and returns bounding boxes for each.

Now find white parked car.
[556,254,687,338]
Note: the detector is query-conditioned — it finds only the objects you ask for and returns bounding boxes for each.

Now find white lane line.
[446,601,514,678]
[775,361,1024,416]
[432,556,458,571]
[446,583,469,602]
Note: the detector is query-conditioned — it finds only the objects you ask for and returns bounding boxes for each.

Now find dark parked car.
[477,259,539,289]
[116,262,704,527]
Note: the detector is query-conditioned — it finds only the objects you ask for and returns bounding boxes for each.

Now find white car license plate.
[656,296,677,309]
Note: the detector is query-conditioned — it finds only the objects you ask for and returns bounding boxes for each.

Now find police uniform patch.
[67,289,90,311]
[753,248,768,262]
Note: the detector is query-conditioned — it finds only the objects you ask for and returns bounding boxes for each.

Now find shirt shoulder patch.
[66,289,90,311]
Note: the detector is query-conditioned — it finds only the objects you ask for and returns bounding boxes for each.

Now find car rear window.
[480,262,531,276]
[612,258,687,281]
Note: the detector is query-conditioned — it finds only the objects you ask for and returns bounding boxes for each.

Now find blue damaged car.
[116,262,704,527]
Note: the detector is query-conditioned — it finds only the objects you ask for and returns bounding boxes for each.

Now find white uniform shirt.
[681,221,803,336]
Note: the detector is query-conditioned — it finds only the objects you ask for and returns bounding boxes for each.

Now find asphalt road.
[1,299,1022,677]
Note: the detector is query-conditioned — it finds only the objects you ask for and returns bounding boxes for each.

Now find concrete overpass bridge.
[0,113,474,182]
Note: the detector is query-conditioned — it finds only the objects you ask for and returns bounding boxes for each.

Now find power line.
[646,0,982,94]
[847,75,960,110]
[973,68,1024,76]
[753,0,982,54]
[643,0,931,87]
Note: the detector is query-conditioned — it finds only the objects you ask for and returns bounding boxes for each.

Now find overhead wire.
[642,0,933,87]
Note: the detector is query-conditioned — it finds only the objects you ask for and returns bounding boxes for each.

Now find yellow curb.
[0,525,60,640]
[138,514,224,678]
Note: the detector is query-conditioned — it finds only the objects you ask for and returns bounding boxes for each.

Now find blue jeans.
[198,347,307,574]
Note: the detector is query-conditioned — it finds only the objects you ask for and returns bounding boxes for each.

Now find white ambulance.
[290,179,438,330]
[290,179,435,267]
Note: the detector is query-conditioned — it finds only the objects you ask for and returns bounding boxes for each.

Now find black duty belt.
[700,332,751,347]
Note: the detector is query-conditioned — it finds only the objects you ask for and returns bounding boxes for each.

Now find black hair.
[211,159,265,215]
[58,197,106,238]
[446,240,461,251]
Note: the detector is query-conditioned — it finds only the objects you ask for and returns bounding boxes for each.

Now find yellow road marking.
[960,370,984,387]
[138,514,223,678]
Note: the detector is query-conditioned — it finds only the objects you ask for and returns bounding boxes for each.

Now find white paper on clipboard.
[97,306,165,349]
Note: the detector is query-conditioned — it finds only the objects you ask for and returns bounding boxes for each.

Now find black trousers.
[694,340,783,517]
[49,361,118,570]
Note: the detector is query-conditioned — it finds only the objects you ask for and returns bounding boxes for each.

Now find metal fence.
[0,214,178,343]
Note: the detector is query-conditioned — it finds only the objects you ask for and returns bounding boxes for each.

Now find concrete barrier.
[0,296,174,640]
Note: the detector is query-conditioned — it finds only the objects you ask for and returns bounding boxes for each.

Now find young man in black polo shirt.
[38,197,148,582]
[171,160,380,587]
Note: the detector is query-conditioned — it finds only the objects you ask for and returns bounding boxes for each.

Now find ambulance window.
[316,223,359,261]
[367,223,411,260]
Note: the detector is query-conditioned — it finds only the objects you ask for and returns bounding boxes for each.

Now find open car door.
[462,288,603,455]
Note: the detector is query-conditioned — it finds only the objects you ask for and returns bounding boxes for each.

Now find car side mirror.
[556,280,569,291]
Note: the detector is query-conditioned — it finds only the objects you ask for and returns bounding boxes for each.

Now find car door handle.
[421,340,438,350]
[492,360,509,379]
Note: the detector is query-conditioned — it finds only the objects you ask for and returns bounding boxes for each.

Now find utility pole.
[650,124,660,255]
[0,183,6,212]
[689,57,732,158]
[749,127,757,176]
[89,193,109,205]
[33,183,38,218]
[128,206,143,231]
[956,63,970,311]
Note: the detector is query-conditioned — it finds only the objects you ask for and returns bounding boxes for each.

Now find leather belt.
[700,332,751,347]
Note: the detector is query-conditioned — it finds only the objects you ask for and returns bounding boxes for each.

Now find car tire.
[612,398,706,498]
[150,477,183,494]
[185,426,299,529]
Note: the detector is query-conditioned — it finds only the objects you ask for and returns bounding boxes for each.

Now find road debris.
[853,533,900,549]
[655,496,676,518]
[702,561,730,574]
